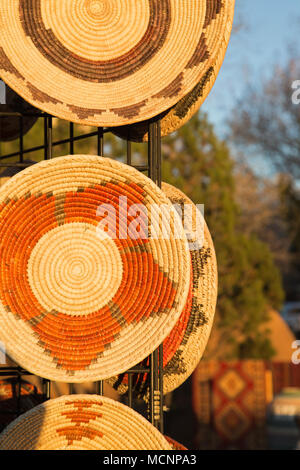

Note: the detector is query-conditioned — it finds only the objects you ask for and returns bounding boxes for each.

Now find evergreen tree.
[161,113,284,359]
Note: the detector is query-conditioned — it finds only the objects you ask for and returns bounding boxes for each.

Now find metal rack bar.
[70,122,74,155]
[97,127,104,156]
[47,116,53,159]
[42,379,51,401]
[96,381,104,396]
[19,116,24,163]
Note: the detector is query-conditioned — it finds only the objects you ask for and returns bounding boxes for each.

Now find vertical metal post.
[42,379,51,400]
[16,371,21,416]
[19,116,24,163]
[97,127,104,156]
[127,140,132,165]
[43,116,53,400]
[96,126,104,397]
[156,121,162,188]
[44,116,48,160]
[96,381,103,395]
[128,374,133,409]
[47,117,53,159]
[70,122,74,154]
[159,343,164,433]
[148,118,164,431]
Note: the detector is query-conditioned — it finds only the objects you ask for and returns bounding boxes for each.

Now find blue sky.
[202,0,300,139]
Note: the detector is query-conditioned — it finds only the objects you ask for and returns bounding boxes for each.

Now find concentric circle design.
[0,395,172,450]
[0,0,235,126]
[27,224,123,316]
[113,0,235,141]
[108,182,217,396]
[43,0,151,61]
[0,155,190,382]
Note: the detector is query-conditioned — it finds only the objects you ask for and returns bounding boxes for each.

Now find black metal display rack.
[0,87,164,433]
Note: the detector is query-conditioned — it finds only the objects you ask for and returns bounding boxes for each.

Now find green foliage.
[162,113,284,359]
[279,176,300,259]
[277,175,300,300]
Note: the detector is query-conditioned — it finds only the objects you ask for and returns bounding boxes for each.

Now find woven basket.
[108,182,217,397]
[113,1,235,142]
[0,86,38,142]
[0,155,190,383]
[0,0,234,127]
[0,379,43,432]
[165,436,188,451]
[0,394,172,450]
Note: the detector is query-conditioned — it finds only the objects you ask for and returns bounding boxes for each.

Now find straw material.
[165,436,188,451]
[0,379,43,432]
[113,0,235,141]
[0,155,190,382]
[0,394,172,450]
[1,0,234,127]
[108,183,217,396]
[0,86,38,142]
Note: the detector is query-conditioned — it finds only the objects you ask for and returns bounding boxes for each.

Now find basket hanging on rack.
[108,183,217,397]
[0,394,172,450]
[0,85,39,142]
[0,155,190,383]
[0,0,234,127]
[113,0,235,142]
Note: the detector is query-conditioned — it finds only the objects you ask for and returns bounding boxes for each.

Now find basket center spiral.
[27,223,123,316]
[42,0,150,61]
[88,0,104,15]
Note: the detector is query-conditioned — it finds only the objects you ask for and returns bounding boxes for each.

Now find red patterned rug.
[193,361,267,450]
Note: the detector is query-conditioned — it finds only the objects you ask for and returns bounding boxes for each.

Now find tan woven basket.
[0,0,234,127]
[108,182,217,397]
[113,0,235,142]
[0,394,172,450]
[0,155,190,383]
[0,86,38,142]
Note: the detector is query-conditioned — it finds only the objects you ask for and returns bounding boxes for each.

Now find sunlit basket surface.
[0,394,172,450]
[0,155,190,382]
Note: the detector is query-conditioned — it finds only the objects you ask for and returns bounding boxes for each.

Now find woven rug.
[193,361,268,450]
